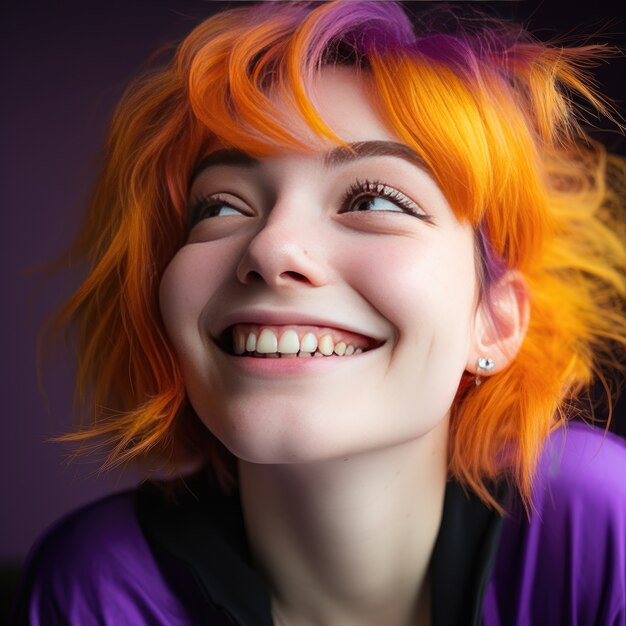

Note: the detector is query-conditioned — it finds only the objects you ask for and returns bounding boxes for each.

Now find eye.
[341,179,432,221]
[187,193,247,227]
[352,195,403,213]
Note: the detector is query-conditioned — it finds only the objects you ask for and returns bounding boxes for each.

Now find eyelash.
[187,193,237,228]
[187,179,431,227]
[340,179,430,220]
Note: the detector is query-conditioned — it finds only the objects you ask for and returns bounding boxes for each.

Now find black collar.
[429,480,509,625]
[137,471,510,626]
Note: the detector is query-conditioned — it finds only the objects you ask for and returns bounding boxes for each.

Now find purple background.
[2,0,624,567]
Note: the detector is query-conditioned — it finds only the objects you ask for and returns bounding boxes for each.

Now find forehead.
[272,66,397,149]
[190,66,429,185]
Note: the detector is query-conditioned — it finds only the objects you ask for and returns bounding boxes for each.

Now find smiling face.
[159,67,480,464]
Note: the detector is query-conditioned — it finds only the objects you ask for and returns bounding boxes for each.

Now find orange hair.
[52,1,626,514]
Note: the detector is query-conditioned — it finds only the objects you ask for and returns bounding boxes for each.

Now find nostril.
[242,269,310,286]
[246,270,264,283]
[280,271,308,283]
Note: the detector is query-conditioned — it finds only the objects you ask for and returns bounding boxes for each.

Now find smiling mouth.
[216,324,383,358]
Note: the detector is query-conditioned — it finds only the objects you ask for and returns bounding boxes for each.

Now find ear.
[467,270,530,377]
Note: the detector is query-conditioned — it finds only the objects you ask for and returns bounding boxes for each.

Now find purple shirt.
[484,422,626,624]
[12,422,626,625]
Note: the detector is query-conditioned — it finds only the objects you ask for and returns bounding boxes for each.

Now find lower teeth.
[252,350,325,357]
[239,350,357,358]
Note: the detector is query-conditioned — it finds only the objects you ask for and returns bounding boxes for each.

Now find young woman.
[13,1,626,624]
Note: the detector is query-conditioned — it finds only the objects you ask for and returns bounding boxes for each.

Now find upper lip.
[212,309,385,343]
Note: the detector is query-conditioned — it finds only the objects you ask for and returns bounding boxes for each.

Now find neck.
[238,417,449,626]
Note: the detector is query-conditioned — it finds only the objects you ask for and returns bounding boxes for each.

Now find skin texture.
[161,68,479,465]
[159,67,528,626]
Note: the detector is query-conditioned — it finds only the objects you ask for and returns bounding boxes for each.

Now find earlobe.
[468,270,530,376]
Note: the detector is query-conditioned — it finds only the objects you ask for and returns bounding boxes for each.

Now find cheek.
[159,248,233,439]
[337,231,478,420]
[159,245,230,361]
[160,252,202,350]
[338,232,477,337]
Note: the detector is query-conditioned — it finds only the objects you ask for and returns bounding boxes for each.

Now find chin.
[209,420,443,469]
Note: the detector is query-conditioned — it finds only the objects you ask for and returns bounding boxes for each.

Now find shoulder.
[485,423,626,626]
[537,421,626,505]
[24,489,143,569]
[11,488,207,626]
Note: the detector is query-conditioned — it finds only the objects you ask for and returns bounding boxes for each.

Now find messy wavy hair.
[53,1,626,514]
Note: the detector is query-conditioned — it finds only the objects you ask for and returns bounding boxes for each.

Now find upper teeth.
[230,325,366,357]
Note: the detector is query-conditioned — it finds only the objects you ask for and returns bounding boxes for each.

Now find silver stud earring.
[475,357,495,386]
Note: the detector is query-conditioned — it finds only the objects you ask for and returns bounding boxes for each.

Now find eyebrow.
[323,141,428,170]
[189,150,259,186]
[188,140,429,187]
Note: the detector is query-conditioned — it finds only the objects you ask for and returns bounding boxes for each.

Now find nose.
[236,205,330,289]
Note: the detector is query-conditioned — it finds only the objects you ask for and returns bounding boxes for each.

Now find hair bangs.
[182,1,419,158]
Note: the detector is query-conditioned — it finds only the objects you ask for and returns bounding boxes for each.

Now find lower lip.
[215,346,375,377]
